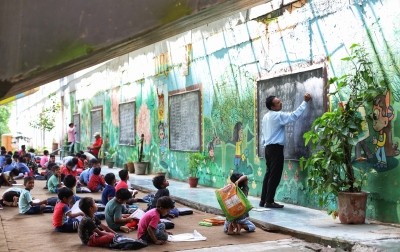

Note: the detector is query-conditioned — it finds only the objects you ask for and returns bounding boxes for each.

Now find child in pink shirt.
[137,196,174,245]
[40,150,49,168]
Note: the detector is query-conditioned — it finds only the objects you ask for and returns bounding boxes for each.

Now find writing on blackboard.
[91,109,102,138]
[119,102,135,145]
[257,68,325,160]
[169,91,201,151]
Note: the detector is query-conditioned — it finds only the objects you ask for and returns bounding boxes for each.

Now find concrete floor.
[99,167,400,252]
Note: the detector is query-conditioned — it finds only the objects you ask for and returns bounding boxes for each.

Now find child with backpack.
[223,173,255,235]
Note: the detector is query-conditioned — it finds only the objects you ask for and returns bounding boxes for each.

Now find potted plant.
[134,134,149,175]
[188,152,206,188]
[301,44,385,224]
[105,147,117,168]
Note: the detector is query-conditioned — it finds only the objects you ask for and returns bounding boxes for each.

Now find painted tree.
[29,92,61,147]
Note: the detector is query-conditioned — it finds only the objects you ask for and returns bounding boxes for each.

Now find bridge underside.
[0,0,265,101]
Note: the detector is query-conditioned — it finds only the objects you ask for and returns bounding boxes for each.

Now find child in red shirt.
[88,167,105,192]
[53,187,84,232]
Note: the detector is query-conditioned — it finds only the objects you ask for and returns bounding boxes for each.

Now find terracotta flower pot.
[337,191,368,224]
[127,162,135,173]
[188,177,199,188]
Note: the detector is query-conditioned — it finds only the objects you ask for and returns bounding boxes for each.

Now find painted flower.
[137,103,151,144]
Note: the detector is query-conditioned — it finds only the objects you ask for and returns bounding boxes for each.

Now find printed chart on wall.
[169,90,201,151]
[257,68,326,160]
[119,101,135,145]
[73,114,80,143]
[91,108,103,138]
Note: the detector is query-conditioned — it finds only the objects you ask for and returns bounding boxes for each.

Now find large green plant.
[188,152,206,178]
[301,44,385,207]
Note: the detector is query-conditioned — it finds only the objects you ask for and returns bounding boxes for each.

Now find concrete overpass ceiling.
[0,0,265,101]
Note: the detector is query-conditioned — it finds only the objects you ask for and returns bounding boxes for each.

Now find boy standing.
[53,187,84,232]
[78,197,117,247]
[137,196,175,245]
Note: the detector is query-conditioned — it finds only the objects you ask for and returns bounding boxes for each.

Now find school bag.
[109,234,147,250]
[215,183,253,221]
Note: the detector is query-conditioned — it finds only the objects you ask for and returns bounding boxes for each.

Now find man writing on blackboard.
[89,132,102,159]
[260,93,312,208]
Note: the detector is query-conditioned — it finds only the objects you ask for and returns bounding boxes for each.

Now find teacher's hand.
[304,93,312,102]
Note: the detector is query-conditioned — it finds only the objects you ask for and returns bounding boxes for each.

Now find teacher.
[89,132,103,159]
[260,93,312,208]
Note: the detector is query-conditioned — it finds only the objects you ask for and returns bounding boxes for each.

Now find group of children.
[0,145,256,249]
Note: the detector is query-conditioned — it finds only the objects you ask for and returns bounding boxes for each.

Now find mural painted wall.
[13,0,400,223]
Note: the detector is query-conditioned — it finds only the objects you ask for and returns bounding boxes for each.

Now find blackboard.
[91,108,102,138]
[169,90,201,151]
[73,114,80,142]
[257,68,326,160]
[119,101,135,145]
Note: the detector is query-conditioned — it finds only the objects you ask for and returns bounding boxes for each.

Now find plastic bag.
[215,183,253,221]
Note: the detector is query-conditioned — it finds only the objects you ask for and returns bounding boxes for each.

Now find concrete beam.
[0,0,266,100]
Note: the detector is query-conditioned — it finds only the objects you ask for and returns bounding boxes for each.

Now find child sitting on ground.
[115,169,138,204]
[101,173,116,205]
[39,150,49,168]
[63,175,81,204]
[19,176,53,214]
[223,173,255,235]
[1,187,23,207]
[87,167,105,192]
[78,197,117,247]
[79,159,99,186]
[0,168,20,186]
[137,196,174,245]
[17,156,30,177]
[148,174,178,217]
[48,165,63,193]
[105,188,138,233]
[53,187,84,232]
[2,157,14,172]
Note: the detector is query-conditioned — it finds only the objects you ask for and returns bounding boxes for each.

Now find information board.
[169,90,201,151]
[119,101,135,145]
[91,108,102,139]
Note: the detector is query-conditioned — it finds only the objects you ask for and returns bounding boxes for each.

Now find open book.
[70,200,83,221]
[129,209,145,220]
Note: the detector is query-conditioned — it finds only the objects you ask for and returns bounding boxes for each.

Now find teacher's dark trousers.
[260,144,284,204]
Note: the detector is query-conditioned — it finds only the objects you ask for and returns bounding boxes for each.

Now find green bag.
[215,183,253,221]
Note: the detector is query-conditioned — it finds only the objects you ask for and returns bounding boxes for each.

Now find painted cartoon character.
[372,91,396,169]
[232,122,243,167]
[158,122,168,161]
[207,136,221,161]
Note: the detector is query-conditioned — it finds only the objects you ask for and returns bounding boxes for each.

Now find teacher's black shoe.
[265,202,284,208]
[259,201,265,207]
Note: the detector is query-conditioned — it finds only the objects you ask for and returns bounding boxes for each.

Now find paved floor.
[101,168,400,252]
